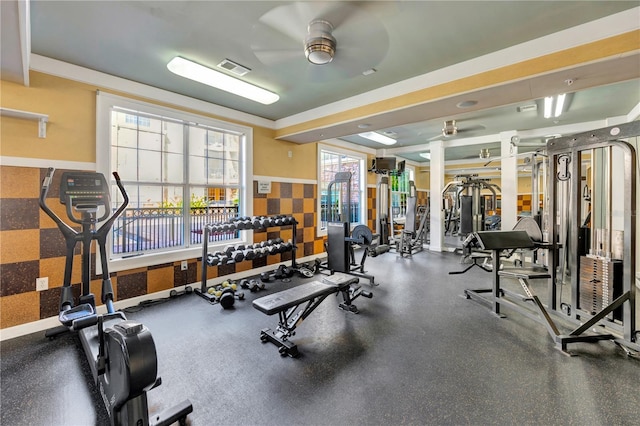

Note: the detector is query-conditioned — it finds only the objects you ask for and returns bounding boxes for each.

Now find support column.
[429,140,445,251]
[500,131,518,231]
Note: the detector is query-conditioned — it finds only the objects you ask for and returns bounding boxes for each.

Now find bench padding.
[253,273,358,315]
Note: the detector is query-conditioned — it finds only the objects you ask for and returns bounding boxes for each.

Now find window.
[317,144,366,233]
[97,92,253,271]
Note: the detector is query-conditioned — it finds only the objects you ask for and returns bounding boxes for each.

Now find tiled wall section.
[0,165,324,329]
[517,194,543,214]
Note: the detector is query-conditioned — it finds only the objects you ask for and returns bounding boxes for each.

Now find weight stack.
[579,256,623,321]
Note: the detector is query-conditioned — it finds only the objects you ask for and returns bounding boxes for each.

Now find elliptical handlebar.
[39,167,129,235]
[39,167,76,235]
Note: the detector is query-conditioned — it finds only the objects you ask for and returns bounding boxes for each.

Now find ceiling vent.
[217,59,251,76]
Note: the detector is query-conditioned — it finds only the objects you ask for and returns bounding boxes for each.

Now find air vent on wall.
[218,59,251,76]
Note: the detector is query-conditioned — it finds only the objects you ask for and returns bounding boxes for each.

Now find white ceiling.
[2,1,639,163]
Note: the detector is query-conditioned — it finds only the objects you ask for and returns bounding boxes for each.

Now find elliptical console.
[40,168,192,426]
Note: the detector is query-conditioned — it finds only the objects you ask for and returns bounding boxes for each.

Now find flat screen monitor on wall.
[374,157,396,171]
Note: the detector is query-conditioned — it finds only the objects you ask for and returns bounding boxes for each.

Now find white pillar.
[500,131,518,231]
[429,140,445,251]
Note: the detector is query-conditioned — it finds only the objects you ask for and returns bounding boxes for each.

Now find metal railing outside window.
[113,206,239,254]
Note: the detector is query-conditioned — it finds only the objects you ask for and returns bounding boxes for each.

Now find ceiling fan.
[250,2,389,81]
[426,120,486,141]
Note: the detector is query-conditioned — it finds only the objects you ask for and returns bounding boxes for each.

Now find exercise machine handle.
[40,167,77,236]
[96,171,129,235]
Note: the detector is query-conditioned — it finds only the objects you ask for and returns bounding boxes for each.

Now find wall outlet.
[36,277,48,291]
[181,260,188,271]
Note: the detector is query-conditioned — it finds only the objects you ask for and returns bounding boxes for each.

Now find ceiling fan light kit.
[305,20,336,65]
[442,120,458,136]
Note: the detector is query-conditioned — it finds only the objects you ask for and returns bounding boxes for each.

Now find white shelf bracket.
[1,107,49,138]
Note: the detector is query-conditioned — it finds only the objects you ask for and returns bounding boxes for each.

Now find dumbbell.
[206,253,220,266]
[260,271,275,282]
[240,278,265,292]
[229,250,244,263]
[213,251,230,265]
[240,247,255,261]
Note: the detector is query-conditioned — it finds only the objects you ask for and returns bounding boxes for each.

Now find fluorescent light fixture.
[419,152,431,160]
[544,96,553,119]
[358,131,396,145]
[554,93,566,118]
[167,56,279,105]
[543,94,566,119]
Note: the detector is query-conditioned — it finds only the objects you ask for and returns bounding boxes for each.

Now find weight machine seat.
[253,274,359,315]
[498,267,551,280]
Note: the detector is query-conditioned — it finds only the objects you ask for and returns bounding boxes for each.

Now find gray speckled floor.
[2,249,639,426]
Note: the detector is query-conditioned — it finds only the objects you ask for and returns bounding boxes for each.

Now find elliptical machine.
[40,168,192,426]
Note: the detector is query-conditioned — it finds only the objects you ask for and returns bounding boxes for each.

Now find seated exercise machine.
[317,172,377,285]
[40,168,192,426]
[396,196,429,257]
[252,272,372,357]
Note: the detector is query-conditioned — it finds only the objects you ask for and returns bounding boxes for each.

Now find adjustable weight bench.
[253,273,373,357]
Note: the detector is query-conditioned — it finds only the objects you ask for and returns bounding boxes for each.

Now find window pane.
[114,147,138,181]
[116,126,137,149]
[164,122,184,154]
[139,123,162,151]
[163,152,183,183]
[189,127,207,156]
[139,150,162,182]
[224,159,240,185]
[189,155,207,185]
[207,157,224,184]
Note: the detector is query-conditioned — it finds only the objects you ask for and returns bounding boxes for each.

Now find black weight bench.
[253,273,373,357]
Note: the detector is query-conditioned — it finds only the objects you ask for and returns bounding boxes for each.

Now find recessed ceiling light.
[358,123,371,129]
[362,68,377,76]
[457,100,477,108]
[167,56,279,105]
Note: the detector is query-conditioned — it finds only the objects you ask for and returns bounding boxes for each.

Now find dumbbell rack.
[197,215,298,304]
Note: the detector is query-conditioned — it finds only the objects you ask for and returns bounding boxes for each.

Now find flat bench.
[253,272,372,357]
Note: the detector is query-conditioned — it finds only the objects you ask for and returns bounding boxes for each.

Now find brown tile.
[253,198,267,216]
[1,229,39,264]
[292,198,304,213]
[280,182,292,198]
[0,291,40,328]
[303,184,315,199]
[116,271,147,300]
[253,181,266,198]
[174,263,197,287]
[234,259,253,273]
[304,241,315,256]
[0,199,40,231]
[40,227,79,259]
[267,182,280,198]
[148,266,174,294]
[0,166,40,198]
[217,263,235,277]
[39,286,63,319]
[39,257,68,288]
[267,198,280,215]
[279,198,292,215]
[303,212,314,227]
[303,199,315,214]
[292,183,304,199]
[0,260,39,296]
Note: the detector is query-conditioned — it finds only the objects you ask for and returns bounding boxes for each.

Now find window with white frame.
[96,92,252,270]
[317,145,366,233]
